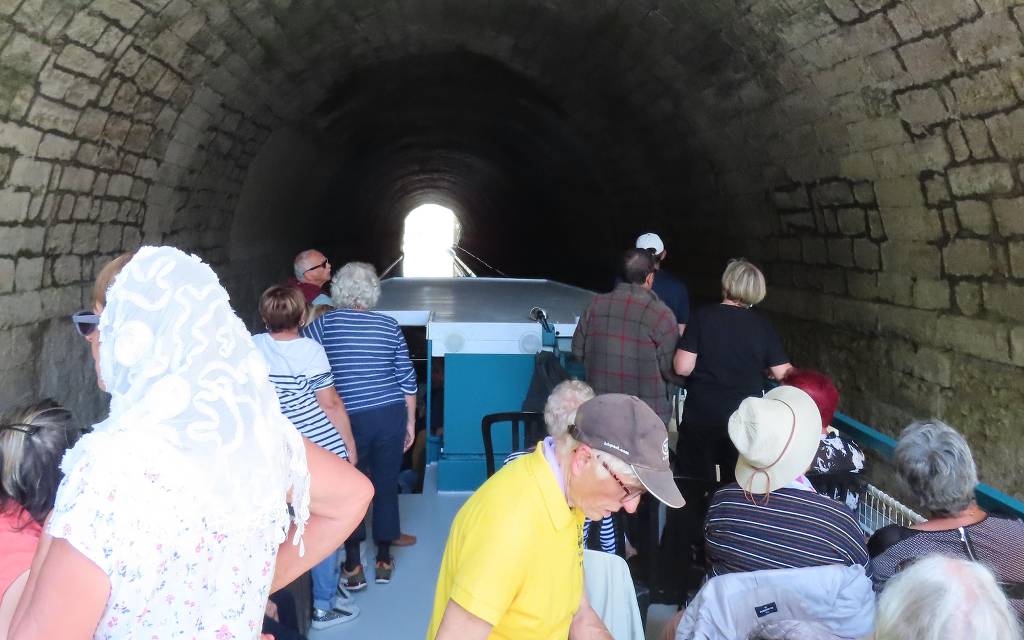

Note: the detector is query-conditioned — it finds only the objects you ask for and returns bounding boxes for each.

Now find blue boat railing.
[833,411,1024,521]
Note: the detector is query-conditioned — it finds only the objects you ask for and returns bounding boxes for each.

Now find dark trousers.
[347,402,406,547]
[263,589,306,640]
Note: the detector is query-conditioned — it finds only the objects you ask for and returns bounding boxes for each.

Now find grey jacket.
[675,564,875,640]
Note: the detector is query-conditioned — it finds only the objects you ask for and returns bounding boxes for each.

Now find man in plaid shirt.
[571,249,679,424]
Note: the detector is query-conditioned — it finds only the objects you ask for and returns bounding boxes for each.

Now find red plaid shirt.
[571,283,678,422]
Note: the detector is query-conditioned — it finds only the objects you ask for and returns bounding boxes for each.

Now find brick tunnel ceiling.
[2,0,1024,495]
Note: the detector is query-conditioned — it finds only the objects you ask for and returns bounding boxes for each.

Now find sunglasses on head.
[304,259,329,273]
[70,310,100,337]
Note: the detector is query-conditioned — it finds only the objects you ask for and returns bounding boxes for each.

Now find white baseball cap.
[636,233,664,254]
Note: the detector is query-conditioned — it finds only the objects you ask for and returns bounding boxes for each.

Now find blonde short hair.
[721,258,766,306]
[259,285,307,332]
[331,262,381,310]
[306,304,333,326]
[544,380,595,438]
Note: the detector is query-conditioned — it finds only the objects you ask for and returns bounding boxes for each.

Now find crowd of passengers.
[0,236,1021,640]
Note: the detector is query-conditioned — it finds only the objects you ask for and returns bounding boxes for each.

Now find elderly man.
[288,248,332,306]
[636,232,689,335]
[572,248,678,424]
[427,394,684,639]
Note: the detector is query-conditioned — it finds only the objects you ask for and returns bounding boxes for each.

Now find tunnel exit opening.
[402,204,461,277]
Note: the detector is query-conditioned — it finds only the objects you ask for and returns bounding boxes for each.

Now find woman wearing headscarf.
[9,247,373,638]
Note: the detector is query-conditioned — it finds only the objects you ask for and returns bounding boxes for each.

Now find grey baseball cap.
[568,394,685,508]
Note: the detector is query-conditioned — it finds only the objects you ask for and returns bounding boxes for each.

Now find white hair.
[895,420,978,516]
[293,249,318,280]
[544,380,594,438]
[874,555,1021,640]
[330,261,381,310]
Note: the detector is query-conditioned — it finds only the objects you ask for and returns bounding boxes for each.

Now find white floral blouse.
[48,432,290,639]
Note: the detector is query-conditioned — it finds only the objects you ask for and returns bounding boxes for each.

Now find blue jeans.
[312,548,340,611]
[347,403,406,547]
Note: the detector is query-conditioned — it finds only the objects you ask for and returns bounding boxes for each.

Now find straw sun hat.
[729,386,822,495]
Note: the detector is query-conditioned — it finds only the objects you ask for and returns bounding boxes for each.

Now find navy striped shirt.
[705,484,868,577]
[303,309,417,414]
[252,334,348,459]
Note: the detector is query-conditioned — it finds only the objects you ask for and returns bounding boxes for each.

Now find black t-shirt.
[678,303,788,428]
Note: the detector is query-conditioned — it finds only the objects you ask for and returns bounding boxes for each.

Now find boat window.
[402,204,460,277]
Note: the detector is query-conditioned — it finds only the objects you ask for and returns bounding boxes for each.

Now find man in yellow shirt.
[427,394,685,639]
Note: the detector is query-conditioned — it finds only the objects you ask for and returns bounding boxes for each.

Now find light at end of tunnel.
[403,203,459,277]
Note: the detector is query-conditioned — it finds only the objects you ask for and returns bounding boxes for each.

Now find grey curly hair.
[543,380,595,438]
[330,262,381,310]
[895,419,978,516]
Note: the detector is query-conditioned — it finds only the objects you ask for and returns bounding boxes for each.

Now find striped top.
[705,484,868,577]
[251,333,348,459]
[303,309,417,415]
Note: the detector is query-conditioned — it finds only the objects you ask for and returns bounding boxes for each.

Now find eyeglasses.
[303,259,329,273]
[70,310,100,337]
[602,461,645,504]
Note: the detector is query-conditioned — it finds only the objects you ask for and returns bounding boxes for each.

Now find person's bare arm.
[403,393,416,453]
[9,537,109,639]
[569,590,613,640]
[674,350,697,377]
[272,437,373,592]
[433,599,493,640]
[677,323,686,336]
[315,386,358,465]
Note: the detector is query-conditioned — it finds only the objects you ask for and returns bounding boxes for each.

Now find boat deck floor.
[309,464,469,640]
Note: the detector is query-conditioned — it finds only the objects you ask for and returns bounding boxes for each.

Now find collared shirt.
[427,446,585,639]
[571,283,677,422]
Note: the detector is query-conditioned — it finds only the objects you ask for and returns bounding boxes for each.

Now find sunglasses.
[303,259,329,273]
[70,310,100,337]
[602,461,645,504]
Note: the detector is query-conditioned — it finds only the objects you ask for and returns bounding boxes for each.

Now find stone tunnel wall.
[0,0,1020,496]
[667,0,1024,496]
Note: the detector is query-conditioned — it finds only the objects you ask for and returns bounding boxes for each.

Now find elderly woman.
[253,285,360,629]
[1,401,83,632]
[873,554,1021,640]
[782,369,866,511]
[10,247,373,638]
[673,258,792,485]
[868,420,1024,619]
[429,394,684,639]
[304,261,417,588]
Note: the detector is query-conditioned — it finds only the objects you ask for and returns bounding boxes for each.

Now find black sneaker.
[375,559,394,584]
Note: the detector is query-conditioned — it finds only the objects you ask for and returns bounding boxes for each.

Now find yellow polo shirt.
[426,445,585,639]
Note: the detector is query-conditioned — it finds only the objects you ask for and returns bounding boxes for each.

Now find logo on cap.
[661,438,668,460]
[602,441,630,457]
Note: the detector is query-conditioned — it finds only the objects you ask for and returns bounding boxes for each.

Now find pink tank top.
[0,507,41,597]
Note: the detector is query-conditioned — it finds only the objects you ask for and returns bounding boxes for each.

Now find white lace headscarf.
[61,246,310,548]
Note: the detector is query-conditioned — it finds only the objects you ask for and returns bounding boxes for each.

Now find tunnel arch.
[0,0,1022,495]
